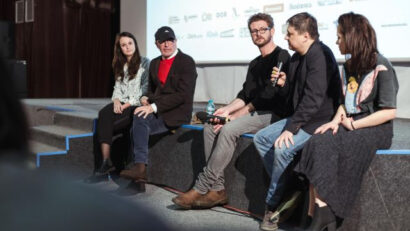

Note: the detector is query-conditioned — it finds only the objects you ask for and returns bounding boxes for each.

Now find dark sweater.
[236,46,292,118]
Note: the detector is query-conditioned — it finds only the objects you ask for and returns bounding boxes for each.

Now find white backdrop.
[147,0,410,63]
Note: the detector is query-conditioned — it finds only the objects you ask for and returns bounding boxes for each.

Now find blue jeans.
[131,113,169,164]
[253,118,311,207]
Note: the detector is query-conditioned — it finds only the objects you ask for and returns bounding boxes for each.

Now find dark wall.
[0,0,119,98]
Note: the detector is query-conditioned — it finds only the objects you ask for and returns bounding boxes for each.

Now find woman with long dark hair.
[295,12,398,230]
[93,32,149,175]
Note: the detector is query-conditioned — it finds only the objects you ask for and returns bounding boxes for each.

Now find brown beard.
[254,34,271,48]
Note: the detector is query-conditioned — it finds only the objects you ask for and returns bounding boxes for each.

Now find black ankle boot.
[95,159,113,175]
[308,205,336,231]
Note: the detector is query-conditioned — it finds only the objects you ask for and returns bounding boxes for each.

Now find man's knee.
[253,132,267,149]
[274,146,297,164]
[203,123,215,135]
[133,115,149,125]
[218,124,239,140]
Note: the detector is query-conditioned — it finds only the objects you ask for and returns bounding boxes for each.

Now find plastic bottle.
[206,99,215,115]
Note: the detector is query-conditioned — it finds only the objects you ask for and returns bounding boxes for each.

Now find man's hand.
[274,130,294,149]
[140,96,149,106]
[134,105,154,118]
[271,68,287,87]
[113,99,122,114]
[212,124,224,133]
[211,107,230,125]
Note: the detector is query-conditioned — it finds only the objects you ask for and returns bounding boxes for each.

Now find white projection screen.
[147,0,410,63]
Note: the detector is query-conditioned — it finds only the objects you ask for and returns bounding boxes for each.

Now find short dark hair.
[248,13,274,30]
[287,12,319,40]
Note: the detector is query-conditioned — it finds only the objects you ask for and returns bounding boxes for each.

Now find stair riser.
[30,129,67,150]
[54,113,94,132]
[24,105,56,127]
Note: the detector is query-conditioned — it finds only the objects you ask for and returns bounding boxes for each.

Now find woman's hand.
[314,121,340,135]
[113,99,122,114]
[340,114,355,131]
[120,103,131,112]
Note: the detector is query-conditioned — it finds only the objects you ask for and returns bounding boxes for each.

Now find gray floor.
[88,177,300,231]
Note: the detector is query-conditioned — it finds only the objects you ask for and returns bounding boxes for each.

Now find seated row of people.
[91,11,398,231]
[90,27,197,192]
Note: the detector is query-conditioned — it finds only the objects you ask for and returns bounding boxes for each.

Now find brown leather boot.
[172,189,204,209]
[117,179,146,196]
[120,163,146,181]
[192,189,228,209]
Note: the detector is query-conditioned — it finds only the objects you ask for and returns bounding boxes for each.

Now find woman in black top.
[295,12,399,230]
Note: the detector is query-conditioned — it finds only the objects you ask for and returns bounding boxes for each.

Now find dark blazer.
[146,49,197,128]
[284,40,341,134]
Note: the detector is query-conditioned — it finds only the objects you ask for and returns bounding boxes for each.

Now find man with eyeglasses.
[172,13,292,213]
[253,12,341,230]
[119,26,198,193]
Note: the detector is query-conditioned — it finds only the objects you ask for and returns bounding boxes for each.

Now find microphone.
[271,61,283,87]
[196,111,230,124]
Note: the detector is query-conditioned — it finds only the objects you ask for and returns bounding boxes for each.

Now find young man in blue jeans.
[253,12,341,231]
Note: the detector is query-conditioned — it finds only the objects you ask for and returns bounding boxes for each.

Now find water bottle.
[206,99,215,115]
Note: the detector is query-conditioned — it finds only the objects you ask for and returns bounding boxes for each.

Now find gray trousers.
[193,111,274,194]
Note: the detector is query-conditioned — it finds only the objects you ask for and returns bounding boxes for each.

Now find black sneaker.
[95,159,113,175]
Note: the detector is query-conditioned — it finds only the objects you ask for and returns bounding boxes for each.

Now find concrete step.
[30,140,65,154]
[29,141,67,167]
[53,112,95,132]
[24,104,56,127]
[30,125,91,150]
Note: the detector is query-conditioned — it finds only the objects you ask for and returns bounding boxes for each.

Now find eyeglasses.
[250,27,271,35]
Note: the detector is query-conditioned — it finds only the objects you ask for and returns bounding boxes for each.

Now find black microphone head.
[277,50,290,70]
[195,111,209,123]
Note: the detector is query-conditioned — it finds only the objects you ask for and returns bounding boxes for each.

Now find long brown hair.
[112,32,141,81]
[338,12,378,76]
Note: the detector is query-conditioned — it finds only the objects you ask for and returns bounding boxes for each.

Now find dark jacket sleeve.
[140,57,150,96]
[284,45,330,134]
[250,50,291,110]
[150,53,197,113]
[145,58,158,100]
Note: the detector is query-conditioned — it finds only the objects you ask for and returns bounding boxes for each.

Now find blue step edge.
[181,124,410,155]
[44,106,76,112]
[36,151,67,167]
[376,149,410,155]
[182,124,255,138]
[36,132,94,167]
